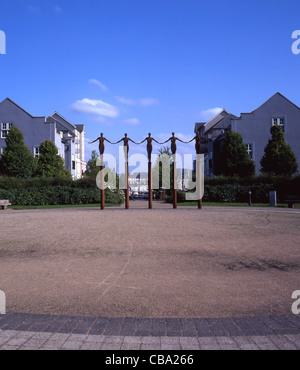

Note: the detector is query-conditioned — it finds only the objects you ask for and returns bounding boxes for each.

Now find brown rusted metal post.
[173,161,177,209]
[100,162,105,210]
[197,156,202,209]
[125,160,130,209]
[148,161,152,209]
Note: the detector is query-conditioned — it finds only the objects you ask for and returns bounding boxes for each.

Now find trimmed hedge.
[1,175,299,205]
[0,176,124,206]
[175,175,300,203]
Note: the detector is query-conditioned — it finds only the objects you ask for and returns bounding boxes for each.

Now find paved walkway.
[0,312,300,350]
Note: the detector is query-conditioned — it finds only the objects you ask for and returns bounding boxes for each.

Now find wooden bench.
[0,200,11,210]
[284,199,300,208]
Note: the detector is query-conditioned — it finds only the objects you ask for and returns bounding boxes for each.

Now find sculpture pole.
[148,161,152,209]
[126,158,130,209]
[88,133,113,210]
[197,155,202,209]
[100,155,105,210]
[173,158,177,209]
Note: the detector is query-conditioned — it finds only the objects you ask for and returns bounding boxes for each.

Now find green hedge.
[0,177,124,206]
[1,175,299,205]
[175,175,300,203]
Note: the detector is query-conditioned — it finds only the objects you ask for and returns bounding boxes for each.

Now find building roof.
[0,98,46,119]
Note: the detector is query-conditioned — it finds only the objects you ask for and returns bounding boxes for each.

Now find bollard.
[248,191,252,206]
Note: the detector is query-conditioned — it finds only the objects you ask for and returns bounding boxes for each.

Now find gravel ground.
[0,204,299,318]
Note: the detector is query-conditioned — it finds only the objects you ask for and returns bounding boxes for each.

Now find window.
[34,147,40,158]
[1,123,13,138]
[72,161,76,170]
[245,144,253,159]
[272,117,285,132]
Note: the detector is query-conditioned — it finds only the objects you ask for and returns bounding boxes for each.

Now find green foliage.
[0,176,124,206]
[177,175,300,203]
[215,131,255,177]
[84,150,99,177]
[260,125,298,177]
[0,126,37,178]
[35,140,71,178]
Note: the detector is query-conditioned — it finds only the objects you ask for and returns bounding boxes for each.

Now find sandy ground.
[0,202,299,318]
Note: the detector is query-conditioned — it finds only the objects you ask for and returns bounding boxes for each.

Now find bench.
[0,200,11,210]
[284,199,300,208]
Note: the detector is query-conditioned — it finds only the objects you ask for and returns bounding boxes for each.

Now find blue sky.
[1,0,300,165]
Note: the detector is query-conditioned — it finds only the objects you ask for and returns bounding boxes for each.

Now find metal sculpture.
[88,131,205,211]
[138,133,160,209]
[160,133,186,209]
[113,133,138,209]
[89,133,113,210]
[185,131,208,209]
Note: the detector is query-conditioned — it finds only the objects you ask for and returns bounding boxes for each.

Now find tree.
[84,150,99,177]
[152,146,173,197]
[0,126,37,177]
[260,125,298,177]
[35,140,71,178]
[84,150,119,189]
[215,130,255,177]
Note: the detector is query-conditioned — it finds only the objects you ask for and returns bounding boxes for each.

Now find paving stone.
[250,336,279,350]
[284,334,300,349]
[216,336,240,350]
[121,342,141,350]
[220,318,243,336]
[85,335,105,343]
[160,336,181,345]
[72,317,97,335]
[166,319,182,336]
[21,338,48,349]
[198,336,219,350]
[104,318,124,336]
[135,319,152,336]
[194,319,212,337]
[120,318,137,336]
[100,343,122,350]
[141,336,160,345]
[141,344,161,350]
[152,319,166,336]
[122,336,142,344]
[180,319,198,337]
[80,341,103,350]
[102,335,124,345]
[0,344,21,350]
[161,344,182,350]
[206,318,227,336]
[6,337,30,347]
[89,317,110,336]
[61,340,84,350]
[233,336,260,350]
[41,340,65,349]
[269,335,298,350]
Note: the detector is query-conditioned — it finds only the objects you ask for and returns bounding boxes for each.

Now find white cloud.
[198,107,223,121]
[122,118,140,126]
[89,79,107,91]
[70,98,119,119]
[115,96,158,106]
